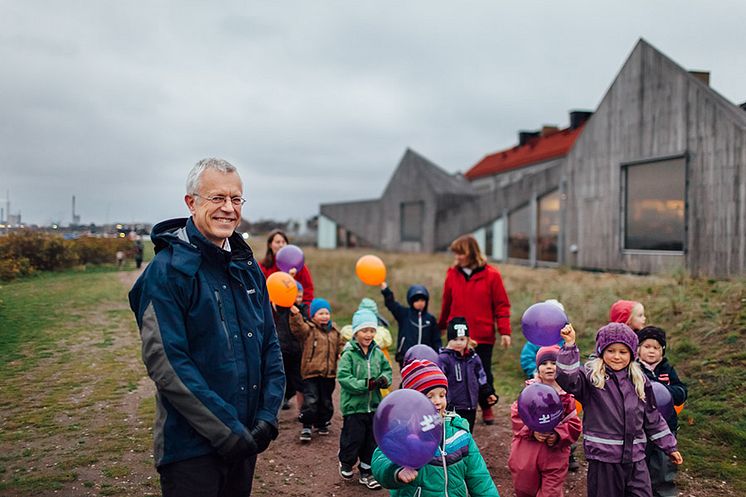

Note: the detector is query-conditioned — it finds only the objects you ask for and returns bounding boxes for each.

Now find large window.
[508,203,530,259]
[537,190,560,262]
[400,201,424,242]
[624,158,686,251]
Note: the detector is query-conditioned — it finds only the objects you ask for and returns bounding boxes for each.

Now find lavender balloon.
[517,383,564,432]
[276,244,305,273]
[521,302,568,346]
[403,344,439,366]
[651,381,674,419]
[373,389,443,469]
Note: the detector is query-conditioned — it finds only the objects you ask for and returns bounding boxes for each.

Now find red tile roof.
[464,125,585,180]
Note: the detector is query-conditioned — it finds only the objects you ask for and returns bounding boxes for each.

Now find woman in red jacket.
[438,234,511,425]
[259,229,315,307]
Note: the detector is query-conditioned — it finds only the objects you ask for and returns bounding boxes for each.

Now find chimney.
[541,125,560,137]
[569,110,593,129]
[689,70,710,86]
[518,131,540,146]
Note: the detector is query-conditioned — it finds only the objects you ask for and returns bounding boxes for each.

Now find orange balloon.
[576,400,583,415]
[674,403,684,415]
[266,271,298,307]
[355,255,387,286]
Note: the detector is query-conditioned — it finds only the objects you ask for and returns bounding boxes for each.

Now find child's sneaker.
[339,462,354,480]
[299,427,312,442]
[359,472,382,490]
[317,426,330,435]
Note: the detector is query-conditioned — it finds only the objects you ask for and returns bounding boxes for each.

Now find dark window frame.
[537,189,560,263]
[400,201,424,242]
[508,202,531,260]
[620,153,688,255]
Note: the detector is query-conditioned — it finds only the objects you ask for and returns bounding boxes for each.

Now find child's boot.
[482,405,495,425]
[299,426,312,442]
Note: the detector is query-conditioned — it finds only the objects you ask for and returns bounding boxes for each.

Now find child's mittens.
[560,323,576,346]
[396,467,418,483]
[375,376,389,389]
[669,451,684,465]
[367,378,379,390]
[545,432,559,447]
[479,383,498,406]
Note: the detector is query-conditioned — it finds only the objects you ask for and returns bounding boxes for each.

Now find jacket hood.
[406,285,430,308]
[150,217,254,260]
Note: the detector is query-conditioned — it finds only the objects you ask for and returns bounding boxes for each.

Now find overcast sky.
[2,1,745,227]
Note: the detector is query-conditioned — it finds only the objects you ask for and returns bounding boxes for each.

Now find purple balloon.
[404,344,439,365]
[651,381,674,419]
[373,389,443,469]
[517,383,564,432]
[521,302,568,346]
[276,244,304,273]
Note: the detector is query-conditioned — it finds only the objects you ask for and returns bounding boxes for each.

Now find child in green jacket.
[371,359,500,497]
[338,309,393,490]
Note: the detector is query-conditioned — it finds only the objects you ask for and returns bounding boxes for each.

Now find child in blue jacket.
[380,281,441,368]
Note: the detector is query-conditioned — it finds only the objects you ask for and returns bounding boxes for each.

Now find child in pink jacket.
[508,346,582,497]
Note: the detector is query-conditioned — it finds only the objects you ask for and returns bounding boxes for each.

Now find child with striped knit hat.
[371,359,499,497]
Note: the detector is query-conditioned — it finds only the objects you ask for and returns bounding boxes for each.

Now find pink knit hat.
[609,300,640,324]
[536,345,560,366]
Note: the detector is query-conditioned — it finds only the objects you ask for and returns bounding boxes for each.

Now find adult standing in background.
[438,234,512,425]
[259,229,315,308]
[129,158,285,497]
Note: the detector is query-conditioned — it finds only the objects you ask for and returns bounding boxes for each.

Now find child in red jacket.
[508,346,582,497]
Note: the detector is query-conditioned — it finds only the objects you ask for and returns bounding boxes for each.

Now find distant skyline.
[2,2,746,226]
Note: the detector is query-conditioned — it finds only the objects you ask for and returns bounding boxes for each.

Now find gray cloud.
[2,1,745,226]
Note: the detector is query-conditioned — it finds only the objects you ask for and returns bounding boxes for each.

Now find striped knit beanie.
[401,359,448,394]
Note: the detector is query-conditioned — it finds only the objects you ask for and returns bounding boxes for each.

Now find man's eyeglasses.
[192,194,246,206]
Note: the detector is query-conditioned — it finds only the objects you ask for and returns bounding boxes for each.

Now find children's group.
[263,231,688,497]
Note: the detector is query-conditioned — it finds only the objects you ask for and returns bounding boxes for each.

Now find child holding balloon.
[508,345,582,497]
[371,359,500,497]
[337,309,393,490]
[436,317,497,433]
[380,282,441,368]
[290,297,344,442]
[636,326,688,497]
[556,322,683,497]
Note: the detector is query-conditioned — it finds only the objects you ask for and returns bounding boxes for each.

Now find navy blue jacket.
[129,218,285,467]
[381,285,441,362]
[638,357,688,432]
[437,348,490,410]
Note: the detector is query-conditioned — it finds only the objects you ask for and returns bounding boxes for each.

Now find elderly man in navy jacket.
[129,158,285,497]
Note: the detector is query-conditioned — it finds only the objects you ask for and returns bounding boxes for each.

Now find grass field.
[1,244,744,494]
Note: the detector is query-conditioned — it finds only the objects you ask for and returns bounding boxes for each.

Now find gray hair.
[186,158,239,194]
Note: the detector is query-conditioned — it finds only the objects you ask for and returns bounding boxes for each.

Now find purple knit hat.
[596,322,639,359]
[536,345,560,366]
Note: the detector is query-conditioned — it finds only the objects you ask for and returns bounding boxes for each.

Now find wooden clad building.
[318,39,746,277]
[563,39,746,277]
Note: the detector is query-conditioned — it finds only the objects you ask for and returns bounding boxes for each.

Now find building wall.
[564,40,746,277]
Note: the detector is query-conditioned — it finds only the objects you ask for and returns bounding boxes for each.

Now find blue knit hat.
[310,298,331,318]
[352,309,378,334]
[295,280,303,293]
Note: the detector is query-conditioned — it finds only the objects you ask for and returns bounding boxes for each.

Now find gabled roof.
[464,125,584,180]
[383,148,476,197]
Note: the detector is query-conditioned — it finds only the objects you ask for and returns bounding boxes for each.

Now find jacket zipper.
[367,355,372,412]
[214,290,233,351]
[397,336,406,353]
[441,421,449,497]
[309,338,317,363]
[418,312,423,344]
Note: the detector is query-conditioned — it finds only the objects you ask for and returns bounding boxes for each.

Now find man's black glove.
[367,378,379,390]
[395,352,404,364]
[375,376,389,389]
[249,420,279,454]
[218,431,258,463]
